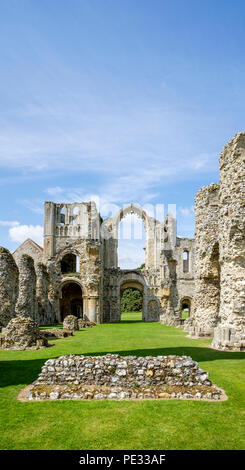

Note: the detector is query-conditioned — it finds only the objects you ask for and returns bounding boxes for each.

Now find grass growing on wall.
[0,312,245,450]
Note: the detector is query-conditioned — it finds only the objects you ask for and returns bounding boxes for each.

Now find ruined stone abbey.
[0,132,244,351]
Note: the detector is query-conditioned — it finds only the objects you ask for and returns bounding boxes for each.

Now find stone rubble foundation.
[78,319,96,329]
[25,354,224,401]
[41,328,73,339]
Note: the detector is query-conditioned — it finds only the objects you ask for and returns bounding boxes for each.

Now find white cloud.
[0,91,219,186]
[45,186,64,196]
[118,239,145,269]
[9,225,43,246]
[0,220,20,227]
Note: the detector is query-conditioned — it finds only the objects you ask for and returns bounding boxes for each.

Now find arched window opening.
[59,206,65,225]
[118,213,145,269]
[61,253,80,274]
[183,250,189,273]
[71,206,79,225]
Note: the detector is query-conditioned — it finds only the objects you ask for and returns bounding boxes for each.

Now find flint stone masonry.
[36,263,52,326]
[0,316,49,350]
[26,354,223,401]
[15,254,37,321]
[0,247,19,329]
[187,184,220,337]
[211,133,245,351]
[78,319,96,329]
[0,132,244,352]
[42,328,73,338]
[63,315,79,331]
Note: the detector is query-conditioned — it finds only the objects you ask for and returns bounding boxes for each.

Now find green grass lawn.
[0,311,245,450]
[181,309,189,320]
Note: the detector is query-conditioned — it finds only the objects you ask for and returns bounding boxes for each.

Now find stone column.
[160,254,180,325]
[83,296,99,322]
[212,133,245,350]
[0,247,19,328]
[36,263,51,325]
[43,202,56,259]
[87,296,98,322]
[16,254,38,321]
[187,184,220,337]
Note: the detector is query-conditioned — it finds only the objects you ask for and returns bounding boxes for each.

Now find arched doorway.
[60,281,83,321]
[120,280,144,322]
[181,298,192,320]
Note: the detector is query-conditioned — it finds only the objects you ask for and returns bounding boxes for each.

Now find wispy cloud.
[0,88,219,183]
[0,220,20,227]
[178,206,194,217]
[19,199,44,215]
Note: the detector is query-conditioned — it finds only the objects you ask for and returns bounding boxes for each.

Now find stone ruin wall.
[44,202,103,324]
[0,248,57,330]
[13,239,43,268]
[0,132,244,351]
[0,247,19,329]
[0,315,48,350]
[0,205,196,328]
[175,238,195,317]
[15,254,38,321]
[184,133,245,350]
[185,184,220,337]
[212,133,245,350]
[36,263,53,325]
[26,353,223,401]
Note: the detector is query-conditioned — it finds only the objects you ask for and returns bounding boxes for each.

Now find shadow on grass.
[39,324,63,330]
[0,346,244,388]
[120,320,143,324]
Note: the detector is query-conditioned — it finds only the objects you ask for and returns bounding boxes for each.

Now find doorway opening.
[120,283,143,322]
[181,298,191,320]
[60,282,83,322]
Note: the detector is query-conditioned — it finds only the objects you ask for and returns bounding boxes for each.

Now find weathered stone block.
[0,316,48,350]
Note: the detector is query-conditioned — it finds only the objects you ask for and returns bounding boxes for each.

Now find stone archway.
[180,297,192,319]
[118,271,148,322]
[60,280,83,322]
[120,281,144,322]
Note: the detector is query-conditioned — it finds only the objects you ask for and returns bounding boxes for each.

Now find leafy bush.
[121,288,143,312]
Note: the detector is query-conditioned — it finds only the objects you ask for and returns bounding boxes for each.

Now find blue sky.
[0,0,244,267]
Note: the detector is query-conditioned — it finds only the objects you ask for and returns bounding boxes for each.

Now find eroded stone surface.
[212,133,245,350]
[26,354,223,401]
[42,328,73,338]
[0,316,49,350]
[15,255,37,321]
[0,247,19,329]
[78,319,96,329]
[63,315,79,331]
[0,133,244,352]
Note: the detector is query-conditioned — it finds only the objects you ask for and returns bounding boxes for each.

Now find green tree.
[121,288,143,312]
[137,263,145,270]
